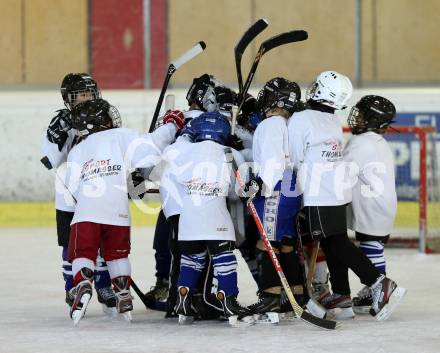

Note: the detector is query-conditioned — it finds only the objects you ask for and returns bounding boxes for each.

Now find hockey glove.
[47,109,72,151]
[239,177,263,199]
[163,110,185,131]
[127,169,146,199]
[226,134,244,151]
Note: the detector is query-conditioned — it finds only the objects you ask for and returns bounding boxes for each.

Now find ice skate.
[176,286,194,325]
[96,286,117,316]
[320,293,355,320]
[65,290,74,307]
[313,281,331,303]
[248,292,281,324]
[70,280,93,326]
[353,285,373,314]
[369,275,407,321]
[216,290,254,327]
[112,276,133,322]
[191,292,222,321]
[144,277,169,310]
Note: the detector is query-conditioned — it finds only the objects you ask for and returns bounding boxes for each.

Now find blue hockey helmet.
[191,111,231,145]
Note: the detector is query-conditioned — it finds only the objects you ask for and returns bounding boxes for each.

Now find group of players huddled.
[41,70,406,326]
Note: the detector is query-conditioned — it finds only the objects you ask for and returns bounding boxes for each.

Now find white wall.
[0,88,439,201]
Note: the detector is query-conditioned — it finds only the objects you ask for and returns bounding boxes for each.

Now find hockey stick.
[306,241,320,290]
[295,235,329,319]
[149,41,207,132]
[235,18,269,94]
[232,30,308,134]
[225,147,339,330]
[130,279,151,309]
[238,30,308,111]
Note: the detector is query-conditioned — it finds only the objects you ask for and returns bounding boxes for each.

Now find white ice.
[1,227,440,353]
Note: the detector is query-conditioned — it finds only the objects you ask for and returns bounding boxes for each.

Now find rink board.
[2,200,439,231]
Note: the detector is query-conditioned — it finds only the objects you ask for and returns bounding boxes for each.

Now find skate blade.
[121,311,132,322]
[228,315,255,327]
[327,307,355,320]
[375,287,407,322]
[279,311,297,321]
[102,304,118,317]
[253,312,280,324]
[353,305,371,315]
[178,315,194,325]
[305,299,328,319]
[72,293,91,326]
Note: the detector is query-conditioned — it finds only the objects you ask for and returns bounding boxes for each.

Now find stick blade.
[172,41,207,69]
[262,30,308,52]
[300,310,340,330]
[235,18,269,56]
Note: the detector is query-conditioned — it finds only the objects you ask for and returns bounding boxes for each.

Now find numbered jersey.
[287,109,349,206]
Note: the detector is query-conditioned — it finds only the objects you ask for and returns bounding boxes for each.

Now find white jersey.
[252,116,290,195]
[235,125,253,162]
[42,130,78,212]
[159,109,204,218]
[287,109,349,206]
[168,140,244,241]
[160,136,192,218]
[66,124,176,226]
[344,132,397,236]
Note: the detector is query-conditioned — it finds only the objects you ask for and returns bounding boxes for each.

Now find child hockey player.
[287,71,405,321]
[164,111,252,325]
[146,74,232,312]
[344,95,406,313]
[41,73,119,313]
[65,99,184,325]
[245,78,304,321]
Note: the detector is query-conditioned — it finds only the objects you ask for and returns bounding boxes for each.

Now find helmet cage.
[66,87,101,110]
[61,74,101,110]
[108,105,122,128]
[348,95,396,134]
[186,74,214,110]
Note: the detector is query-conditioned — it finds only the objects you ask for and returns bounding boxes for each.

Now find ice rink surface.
[1,227,440,353]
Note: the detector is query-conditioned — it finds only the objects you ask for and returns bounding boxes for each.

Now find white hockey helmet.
[306,71,353,110]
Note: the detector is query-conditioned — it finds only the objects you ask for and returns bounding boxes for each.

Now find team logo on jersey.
[184,178,226,196]
[80,158,122,181]
[321,139,343,162]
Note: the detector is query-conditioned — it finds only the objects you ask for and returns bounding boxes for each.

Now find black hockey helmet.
[348,95,396,135]
[256,77,301,116]
[60,73,101,110]
[71,99,113,137]
[186,73,215,110]
[214,85,237,112]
